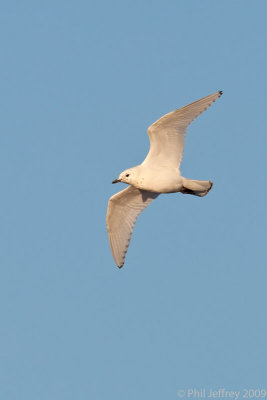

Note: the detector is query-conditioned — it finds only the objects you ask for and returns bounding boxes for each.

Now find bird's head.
[112,168,135,185]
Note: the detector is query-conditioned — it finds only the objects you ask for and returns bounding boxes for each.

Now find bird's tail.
[181,178,213,197]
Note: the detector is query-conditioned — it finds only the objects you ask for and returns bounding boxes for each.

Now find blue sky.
[0,1,266,399]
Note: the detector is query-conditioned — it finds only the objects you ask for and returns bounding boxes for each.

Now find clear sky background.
[0,1,266,399]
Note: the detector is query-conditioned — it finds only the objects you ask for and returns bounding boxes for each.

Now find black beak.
[112,179,120,184]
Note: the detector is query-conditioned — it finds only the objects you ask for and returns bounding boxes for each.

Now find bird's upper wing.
[106,185,159,268]
[143,91,222,169]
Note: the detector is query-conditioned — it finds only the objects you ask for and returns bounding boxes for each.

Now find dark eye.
[125,174,130,177]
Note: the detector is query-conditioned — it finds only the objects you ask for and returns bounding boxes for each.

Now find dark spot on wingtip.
[117,264,124,269]
[219,90,223,95]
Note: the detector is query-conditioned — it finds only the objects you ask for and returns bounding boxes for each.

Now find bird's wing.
[106,185,159,268]
[143,91,222,169]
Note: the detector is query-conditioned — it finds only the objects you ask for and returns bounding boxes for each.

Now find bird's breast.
[134,169,183,193]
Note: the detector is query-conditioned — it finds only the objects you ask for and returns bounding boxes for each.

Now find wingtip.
[117,263,124,269]
[219,90,223,96]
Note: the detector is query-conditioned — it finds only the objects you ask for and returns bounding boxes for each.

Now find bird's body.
[120,164,183,193]
[106,91,222,267]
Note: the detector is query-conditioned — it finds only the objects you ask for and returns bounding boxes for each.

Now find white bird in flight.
[106,91,222,268]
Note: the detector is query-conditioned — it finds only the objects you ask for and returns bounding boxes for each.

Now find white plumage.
[106,91,222,267]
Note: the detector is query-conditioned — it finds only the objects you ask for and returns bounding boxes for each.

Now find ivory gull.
[106,91,222,268]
